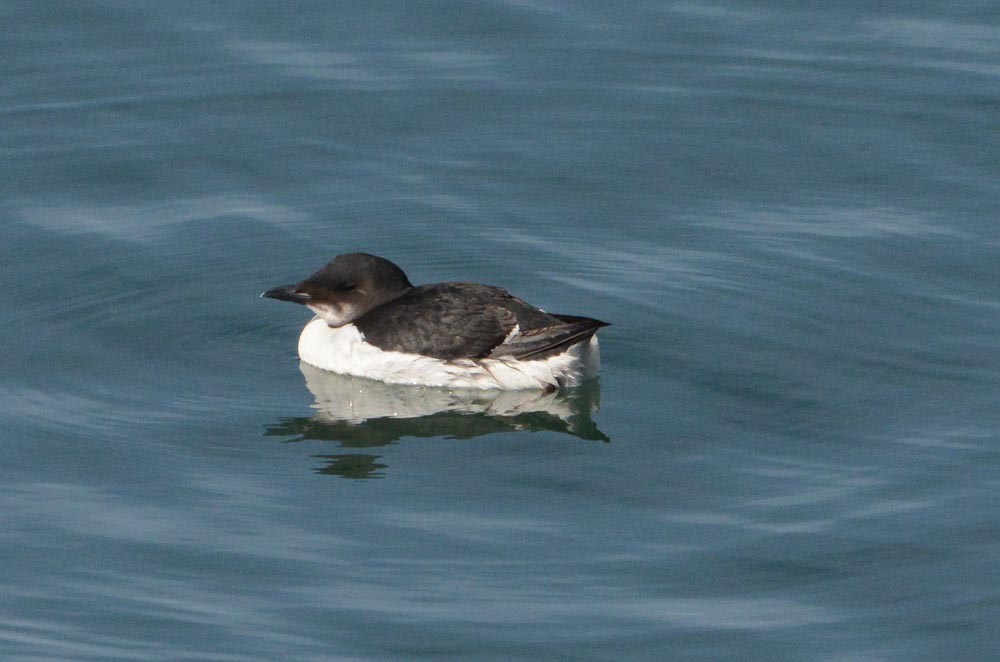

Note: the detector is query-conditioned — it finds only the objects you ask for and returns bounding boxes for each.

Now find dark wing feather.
[355,283,543,360]
[488,315,609,360]
[356,283,608,361]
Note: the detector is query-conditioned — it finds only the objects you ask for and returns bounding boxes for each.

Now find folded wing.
[356,283,608,361]
[488,314,609,360]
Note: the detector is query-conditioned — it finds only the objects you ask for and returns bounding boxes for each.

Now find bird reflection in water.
[265,362,609,478]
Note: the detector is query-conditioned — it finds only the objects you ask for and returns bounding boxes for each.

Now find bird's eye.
[341,283,357,292]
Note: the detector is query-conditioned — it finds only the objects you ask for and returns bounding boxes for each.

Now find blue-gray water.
[2,2,999,659]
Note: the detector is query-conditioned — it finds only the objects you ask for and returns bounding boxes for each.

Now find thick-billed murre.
[262,253,608,390]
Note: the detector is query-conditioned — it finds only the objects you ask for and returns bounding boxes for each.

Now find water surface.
[2,2,999,659]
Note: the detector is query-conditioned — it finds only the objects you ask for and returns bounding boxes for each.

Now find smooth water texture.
[2,2,999,659]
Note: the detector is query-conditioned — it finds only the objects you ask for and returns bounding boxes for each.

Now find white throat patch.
[306,303,357,328]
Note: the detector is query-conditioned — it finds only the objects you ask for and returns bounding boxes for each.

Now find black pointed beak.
[261,284,311,304]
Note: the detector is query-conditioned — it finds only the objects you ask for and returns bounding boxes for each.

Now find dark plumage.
[263,253,609,362]
[356,282,608,360]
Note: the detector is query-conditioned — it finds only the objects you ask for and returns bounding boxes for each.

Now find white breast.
[296,317,600,390]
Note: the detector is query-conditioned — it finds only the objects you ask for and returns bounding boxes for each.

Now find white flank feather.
[296,318,599,390]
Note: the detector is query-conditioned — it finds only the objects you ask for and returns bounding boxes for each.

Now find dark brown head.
[261,253,413,326]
